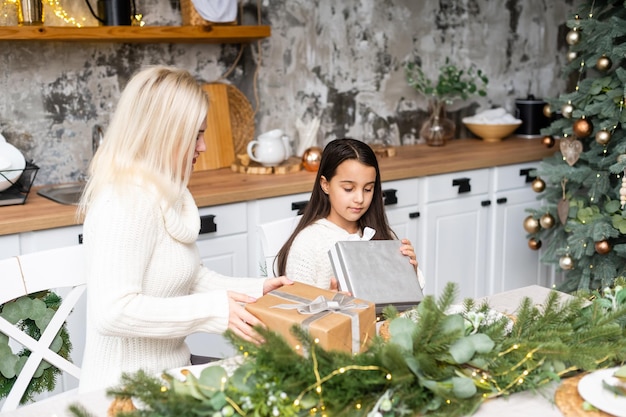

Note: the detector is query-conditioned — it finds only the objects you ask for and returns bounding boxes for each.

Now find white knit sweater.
[79,185,264,392]
[285,218,361,289]
[285,218,426,290]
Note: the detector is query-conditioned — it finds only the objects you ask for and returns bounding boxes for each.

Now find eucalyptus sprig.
[405,57,489,104]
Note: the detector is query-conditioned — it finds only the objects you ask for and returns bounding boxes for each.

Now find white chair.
[258,216,301,277]
[0,245,85,412]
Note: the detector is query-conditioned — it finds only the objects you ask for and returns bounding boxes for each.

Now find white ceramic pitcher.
[247,129,291,166]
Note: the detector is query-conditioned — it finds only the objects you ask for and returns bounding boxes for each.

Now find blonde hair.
[78,66,208,216]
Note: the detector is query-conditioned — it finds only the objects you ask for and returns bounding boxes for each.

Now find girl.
[78,66,291,392]
[275,138,424,290]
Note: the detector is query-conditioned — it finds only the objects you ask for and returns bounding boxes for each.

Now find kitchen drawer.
[381,178,419,208]
[492,161,540,192]
[256,192,311,224]
[197,202,247,238]
[423,168,490,203]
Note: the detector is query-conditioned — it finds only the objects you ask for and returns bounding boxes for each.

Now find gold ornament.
[566,29,580,45]
[595,129,610,145]
[572,117,593,138]
[559,254,574,270]
[542,135,555,148]
[596,55,612,71]
[302,146,323,172]
[594,240,611,255]
[567,51,578,63]
[560,137,583,166]
[561,102,574,118]
[528,238,542,251]
[539,213,555,229]
[523,215,541,234]
[531,177,546,193]
[542,104,552,118]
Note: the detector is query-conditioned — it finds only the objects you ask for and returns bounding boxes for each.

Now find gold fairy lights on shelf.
[1,0,143,27]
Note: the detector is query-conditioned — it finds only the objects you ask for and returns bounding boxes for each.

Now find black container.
[515,95,551,138]
[97,0,132,25]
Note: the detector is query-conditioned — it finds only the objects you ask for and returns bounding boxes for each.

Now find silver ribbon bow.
[270,291,369,353]
[272,293,369,314]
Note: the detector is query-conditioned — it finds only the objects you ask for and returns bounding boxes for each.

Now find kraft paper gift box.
[246,282,376,354]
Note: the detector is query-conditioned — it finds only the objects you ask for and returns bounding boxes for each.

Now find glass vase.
[420,98,456,146]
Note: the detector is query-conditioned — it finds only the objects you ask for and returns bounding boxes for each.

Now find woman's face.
[320,159,376,234]
[182,119,207,175]
[193,119,207,166]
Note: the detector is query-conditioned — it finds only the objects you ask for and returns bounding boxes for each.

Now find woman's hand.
[262,276,293,294]
[400,238,418,271]
[227,291,265,344]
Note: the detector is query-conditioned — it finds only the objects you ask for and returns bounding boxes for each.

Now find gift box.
[246,282,376,354]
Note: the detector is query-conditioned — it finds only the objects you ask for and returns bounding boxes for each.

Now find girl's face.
[320,159,376,234]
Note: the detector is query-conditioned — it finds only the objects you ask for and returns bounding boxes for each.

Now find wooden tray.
[231,156,302,175]
[555,373,613,417]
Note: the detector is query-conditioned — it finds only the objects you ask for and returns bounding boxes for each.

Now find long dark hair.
[275,138,395,276]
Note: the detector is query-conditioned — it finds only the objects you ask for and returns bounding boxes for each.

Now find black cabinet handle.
[452,177,471,193]
[78,233,83,244]
[496,197,508,204]
[409,211,420,219]
[519,168,537,183]
[481,200,491,207]
[382,189,398,206]
[291,200,308,215]
[199,214,217,234]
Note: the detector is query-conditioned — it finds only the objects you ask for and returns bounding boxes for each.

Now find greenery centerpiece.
[70,280,626,417]
[405,58,489,146]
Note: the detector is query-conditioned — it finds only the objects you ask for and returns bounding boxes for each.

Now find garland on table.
[71,281,626,417]
[0,291,73,405]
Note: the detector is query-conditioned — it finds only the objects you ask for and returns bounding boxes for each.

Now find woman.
[78,66,291,392]
[275,138,424,290]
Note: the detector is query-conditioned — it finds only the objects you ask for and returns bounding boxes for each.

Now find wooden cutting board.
[194,83,236,171]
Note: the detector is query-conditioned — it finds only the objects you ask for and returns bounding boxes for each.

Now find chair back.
[258,216,301,277]
[0,245,85,411]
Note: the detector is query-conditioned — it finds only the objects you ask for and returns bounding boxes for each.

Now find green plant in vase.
[405,57,489,146]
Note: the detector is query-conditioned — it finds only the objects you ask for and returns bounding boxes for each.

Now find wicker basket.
[180,0,238,26]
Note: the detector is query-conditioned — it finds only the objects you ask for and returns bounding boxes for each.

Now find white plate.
[0,142,26,192]
[578,367,626,417]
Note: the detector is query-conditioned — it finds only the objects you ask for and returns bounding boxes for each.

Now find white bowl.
[0,142,26,192]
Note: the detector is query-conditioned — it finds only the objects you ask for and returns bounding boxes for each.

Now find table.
[2,286,572,417]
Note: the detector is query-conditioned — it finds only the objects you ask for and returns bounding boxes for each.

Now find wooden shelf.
[0,25,270,43]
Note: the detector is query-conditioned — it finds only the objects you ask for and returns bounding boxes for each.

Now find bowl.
[0,142,26,192]
[463,122,522,142]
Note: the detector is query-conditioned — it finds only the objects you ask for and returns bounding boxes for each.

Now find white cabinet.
[489,162,550,293]
[0,234,20,258]
[421,169,491,300]
[381,179,420,254]
[19,225,83,254]
[420,162,548,301]
[188,202,249,359]
[247,192,311,277]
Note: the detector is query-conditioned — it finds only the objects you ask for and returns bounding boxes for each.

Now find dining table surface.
[0,285,598,417]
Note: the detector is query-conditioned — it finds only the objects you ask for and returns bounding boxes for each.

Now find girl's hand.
[330,276,353,296]
[227,291,265,344]
[400,238,418,271]
[262,276,294,294]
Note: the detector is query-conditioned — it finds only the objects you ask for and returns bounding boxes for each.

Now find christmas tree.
[525,0,626,292]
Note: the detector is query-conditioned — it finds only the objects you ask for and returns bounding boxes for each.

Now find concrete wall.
[0,0,577,186]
